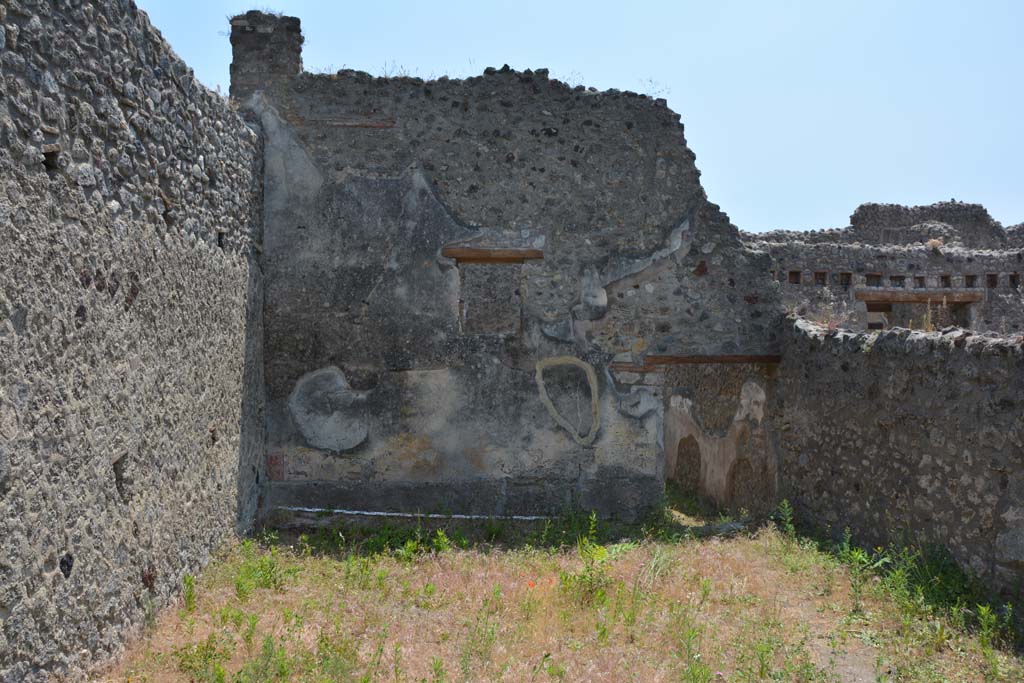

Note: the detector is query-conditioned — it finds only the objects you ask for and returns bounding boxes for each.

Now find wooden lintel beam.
[611,354,782,372]
[288,115,396,129]
[645,354,783,365]
[441,247,544,264]
[854,290,983,304]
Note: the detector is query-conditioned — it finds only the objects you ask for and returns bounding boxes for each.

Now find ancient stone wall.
[744,202,1024,334]
[747,240,1024,334]
[772,319,1024,592]
[749,201,1010,248]
[0,2,264,680]
[1009,224,1024,249]
[848,201,1007,248]
[229,12,781,520]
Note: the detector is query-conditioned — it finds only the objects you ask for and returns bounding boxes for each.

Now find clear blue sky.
[137,0,1024,233]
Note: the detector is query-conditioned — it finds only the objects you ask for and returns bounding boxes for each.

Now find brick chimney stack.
[229,11,303,101]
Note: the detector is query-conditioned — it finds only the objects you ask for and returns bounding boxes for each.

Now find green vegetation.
[100,498,1023,683]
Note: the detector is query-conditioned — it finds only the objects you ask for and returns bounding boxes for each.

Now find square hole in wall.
[889,275,906,288]
[865,273,882,287]
[788,271,802,285]
[866,302,892,330]
[813,271,827,286]
[941,274,952,288]
[838,272,852,289]
[1011,273,1021,290]
[458,263,522,335]
[986,273,999,288]
[914,276,926,288]
[965,274,977,288]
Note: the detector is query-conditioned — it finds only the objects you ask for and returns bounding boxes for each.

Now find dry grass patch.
[95,508,1023,683]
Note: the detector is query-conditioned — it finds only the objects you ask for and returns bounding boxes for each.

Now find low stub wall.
[0,2,264,680]
[773,319,1024,593]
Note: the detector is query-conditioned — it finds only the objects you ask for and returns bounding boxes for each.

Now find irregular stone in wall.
[535,356,601,446]
[288,367,369,452]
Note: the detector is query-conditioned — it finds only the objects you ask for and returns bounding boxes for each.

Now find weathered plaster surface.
[288,367,369,452]
[230,11,781,519]
[661,365,777,514]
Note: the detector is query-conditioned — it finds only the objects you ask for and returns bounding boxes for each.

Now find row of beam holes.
[777,270,1021,290]
[774,270,852,288]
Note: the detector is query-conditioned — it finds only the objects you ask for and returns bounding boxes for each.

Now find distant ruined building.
[743,202,1024,333]
[1,4,1022,680]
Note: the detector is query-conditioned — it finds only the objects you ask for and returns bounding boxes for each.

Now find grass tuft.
[103,501,1024,683]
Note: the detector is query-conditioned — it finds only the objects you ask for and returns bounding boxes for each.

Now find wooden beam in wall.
[853,290,983,304]
[441,247,545,264]
[611,354,782,372]
[287,114,396,129]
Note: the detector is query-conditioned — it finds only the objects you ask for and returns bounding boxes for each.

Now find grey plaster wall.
[230,12,781,520]
[0,1,263,680]
[773,319,1024,593]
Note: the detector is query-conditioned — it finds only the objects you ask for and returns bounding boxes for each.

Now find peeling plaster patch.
[736,380,767,423]
[602,220,689,286]
[540,317,575,343]
[247,94,324,219]
[535,356,601,446]
[996,527,1024,565]
[617,386,661,420]
[573,266,609,321]
[288,366,369,452]
[664,378,774,510]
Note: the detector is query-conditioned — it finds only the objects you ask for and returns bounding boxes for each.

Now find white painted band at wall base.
[273,506,552,521]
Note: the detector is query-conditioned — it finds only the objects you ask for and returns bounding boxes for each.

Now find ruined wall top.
[1008,223,1024,249]
[230,10,783,374]
[744,201,1012,250]
[849,201,994,231]
[790,316,1024,356]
